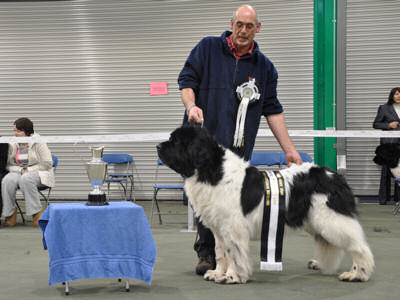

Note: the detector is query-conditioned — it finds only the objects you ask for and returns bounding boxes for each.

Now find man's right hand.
[188,106,204,124]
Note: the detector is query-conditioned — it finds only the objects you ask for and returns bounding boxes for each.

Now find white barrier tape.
[0,130,399,144]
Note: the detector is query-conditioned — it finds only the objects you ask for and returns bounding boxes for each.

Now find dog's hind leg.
[335,218,374,282]
[307,234,344,274]
[307,202,374,282]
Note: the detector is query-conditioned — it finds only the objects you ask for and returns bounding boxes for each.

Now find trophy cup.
[74,141,108,206]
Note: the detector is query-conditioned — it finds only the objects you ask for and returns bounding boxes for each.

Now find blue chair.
[15,154,58,223]
[102,153,134,201]
[282,152,313,164]
[250,151,313,168]
[250,151,285,168]
[150,158,184,225]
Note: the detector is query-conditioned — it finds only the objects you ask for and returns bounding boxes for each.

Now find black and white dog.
[373,143,400,178]
[157,127,374,284]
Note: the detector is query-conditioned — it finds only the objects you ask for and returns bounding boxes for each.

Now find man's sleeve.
[262,64,283,117]
[178,40,204,92]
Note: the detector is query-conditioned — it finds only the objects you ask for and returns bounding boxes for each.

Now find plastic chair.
[150,158,184,225]
[102,153,135,201]
[250,151,285,168]
[250,151,313,168]
[16,154,58,223]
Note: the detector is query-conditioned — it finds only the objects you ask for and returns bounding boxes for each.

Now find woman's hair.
[14,117,34,136]
[387,87,400,105]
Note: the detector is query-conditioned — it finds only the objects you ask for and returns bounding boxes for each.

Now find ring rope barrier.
[1,130,400,144]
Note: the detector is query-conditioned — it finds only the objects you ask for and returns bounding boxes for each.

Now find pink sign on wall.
[150,82,168,96]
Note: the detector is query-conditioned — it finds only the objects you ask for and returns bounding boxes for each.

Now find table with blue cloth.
[39,202,157,287]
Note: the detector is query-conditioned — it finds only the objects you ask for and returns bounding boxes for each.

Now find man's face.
[230,7,261,51]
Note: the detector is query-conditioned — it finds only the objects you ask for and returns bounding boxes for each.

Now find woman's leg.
[18,171,42,215]
[1,172,21,217]
[379,165,391,204]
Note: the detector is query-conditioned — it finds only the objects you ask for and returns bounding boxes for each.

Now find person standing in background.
[373,87,400,205]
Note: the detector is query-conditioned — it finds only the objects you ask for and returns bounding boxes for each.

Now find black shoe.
[195,254,216,275]
[379,200,387,205]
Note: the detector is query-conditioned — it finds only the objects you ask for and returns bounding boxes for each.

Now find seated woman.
[1,118,55,227]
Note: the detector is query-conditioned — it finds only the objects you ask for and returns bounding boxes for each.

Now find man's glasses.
[234,22,256,31]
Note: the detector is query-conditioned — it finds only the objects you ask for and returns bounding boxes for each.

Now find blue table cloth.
[39,202,156,285]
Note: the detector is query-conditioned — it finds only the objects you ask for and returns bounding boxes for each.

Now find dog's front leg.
[207,229,251,284]
[204,234,227,282]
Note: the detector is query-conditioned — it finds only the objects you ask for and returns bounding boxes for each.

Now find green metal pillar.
[314,0,337,169]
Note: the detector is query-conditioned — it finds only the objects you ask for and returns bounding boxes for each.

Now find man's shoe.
[32,210,43,227]
[379,199,387,205]
[195,254,216,275]
[5,207,18,227]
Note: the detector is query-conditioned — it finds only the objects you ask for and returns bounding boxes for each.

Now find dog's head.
[373,144,400,168]
[157,127,225,184]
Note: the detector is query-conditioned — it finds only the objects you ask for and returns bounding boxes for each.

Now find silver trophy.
[74,141,108,206]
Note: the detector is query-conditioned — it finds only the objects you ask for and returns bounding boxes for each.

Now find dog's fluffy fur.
[157,127,374,284]
[373,143,400,178]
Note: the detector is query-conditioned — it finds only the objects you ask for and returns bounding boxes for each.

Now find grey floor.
[1,200,399,300]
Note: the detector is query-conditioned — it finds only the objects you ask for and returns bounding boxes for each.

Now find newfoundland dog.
[157,127,374,284]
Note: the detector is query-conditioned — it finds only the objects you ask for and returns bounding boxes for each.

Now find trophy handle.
[73,140,90,173]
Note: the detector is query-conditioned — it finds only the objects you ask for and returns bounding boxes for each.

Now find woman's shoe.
[32,210,43,227]
[5,207,18,227]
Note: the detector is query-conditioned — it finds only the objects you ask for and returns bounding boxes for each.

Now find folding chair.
[16,154,58,223]
[250,151,285,168]
[250,151,313,168]
[282,152,313,164]
[150,158,184,225]
[102,153,135,201]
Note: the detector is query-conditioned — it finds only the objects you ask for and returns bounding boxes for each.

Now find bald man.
[178,4,301,275]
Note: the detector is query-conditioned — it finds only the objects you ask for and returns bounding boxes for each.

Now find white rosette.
[233,78,260,147]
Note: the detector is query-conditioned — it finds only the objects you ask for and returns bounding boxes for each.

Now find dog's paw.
[307,259,320,270]
[204,270,218,282]
[215,272,247,284]
[338,271,368,282]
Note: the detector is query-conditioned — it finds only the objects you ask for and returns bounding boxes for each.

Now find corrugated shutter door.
[346,0,400,195]
[0,0,313,200]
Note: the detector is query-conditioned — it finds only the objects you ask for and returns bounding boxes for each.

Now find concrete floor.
[1,200,399,300]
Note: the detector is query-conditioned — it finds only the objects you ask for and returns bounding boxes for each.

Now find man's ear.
[230,19,234,30]
[256,22,261,33]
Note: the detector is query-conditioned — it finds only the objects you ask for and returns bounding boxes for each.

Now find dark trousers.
[194,218,215,258]
[379,165,400,203]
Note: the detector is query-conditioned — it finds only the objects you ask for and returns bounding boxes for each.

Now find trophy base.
[86,194,109,206]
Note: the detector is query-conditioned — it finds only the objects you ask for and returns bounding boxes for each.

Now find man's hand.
[188,106,204,124]
[285,151,302,167]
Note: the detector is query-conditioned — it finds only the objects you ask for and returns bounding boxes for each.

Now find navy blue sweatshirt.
[178,30,283,160]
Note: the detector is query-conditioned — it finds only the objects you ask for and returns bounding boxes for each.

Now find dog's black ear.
[186,128,225,185]
[373,144,400,168]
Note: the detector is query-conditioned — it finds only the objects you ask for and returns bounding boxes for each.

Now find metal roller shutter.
[0,0,313,200]
[346,0,400,195]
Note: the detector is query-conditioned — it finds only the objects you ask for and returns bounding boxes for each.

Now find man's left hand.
[286,151,302,167]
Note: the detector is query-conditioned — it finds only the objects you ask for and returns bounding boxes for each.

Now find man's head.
[230,5,261,52]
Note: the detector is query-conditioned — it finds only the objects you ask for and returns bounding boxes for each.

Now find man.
[178,4,302,275]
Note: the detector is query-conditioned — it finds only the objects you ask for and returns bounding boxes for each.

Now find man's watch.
[21,167,27,173]
[186,104,196,116]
